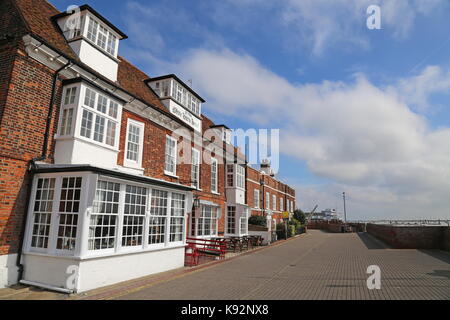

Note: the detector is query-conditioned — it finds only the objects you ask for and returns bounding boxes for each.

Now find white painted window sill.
[164,171,179,179]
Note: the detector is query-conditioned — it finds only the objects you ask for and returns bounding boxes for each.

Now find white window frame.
[226,206,236,235]
[58,86,78,137]
[197,205,218,238]
[124,119,145,170]
[236,165,245,189]
[273,195,277,211]
[254,190,260,209]
[24,173,89,256]
[266,192,270,210]
[226,164,234,187]
[85,14,119,58]
[76,85,122,150]
[164,135,178,177]
[24,174,190,259]
[211,158,218,194]
[280,198,284,212]
[191,148,200,189]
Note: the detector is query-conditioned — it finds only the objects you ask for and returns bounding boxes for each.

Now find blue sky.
[55,0,450,220]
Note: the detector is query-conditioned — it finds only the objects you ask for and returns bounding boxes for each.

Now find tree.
[248,215,267,227]
[293,209,306,225]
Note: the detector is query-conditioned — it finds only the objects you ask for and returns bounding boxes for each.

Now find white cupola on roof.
[52,5,128,82]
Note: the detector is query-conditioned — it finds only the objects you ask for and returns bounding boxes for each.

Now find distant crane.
[306,205,318,223]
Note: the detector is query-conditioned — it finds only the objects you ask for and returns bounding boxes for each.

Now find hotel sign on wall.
[170,102,202,132]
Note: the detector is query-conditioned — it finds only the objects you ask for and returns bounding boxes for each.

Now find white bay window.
[26,174,189,258]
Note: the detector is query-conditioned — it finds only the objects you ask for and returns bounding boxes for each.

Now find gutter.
[16,60,72,283]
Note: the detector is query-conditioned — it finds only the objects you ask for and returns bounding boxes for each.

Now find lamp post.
[342,192,347,224]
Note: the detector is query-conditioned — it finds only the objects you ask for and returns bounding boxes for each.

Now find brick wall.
[366,224,449,251]
[443,228,450,252]
[0,45,61,256]
[118,109,192,186]
[307,220,345,233]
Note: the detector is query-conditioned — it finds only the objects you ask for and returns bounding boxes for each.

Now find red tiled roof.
[13,0,78,60]
[117,57,169,113]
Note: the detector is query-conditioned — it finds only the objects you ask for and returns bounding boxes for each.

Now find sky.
[55,0,450,220]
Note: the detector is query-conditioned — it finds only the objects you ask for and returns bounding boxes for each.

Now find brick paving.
[1,230,449,300]
[111,230,450,300]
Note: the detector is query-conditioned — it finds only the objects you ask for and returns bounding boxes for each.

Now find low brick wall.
[367,224,450,251]
[307,221,345,233]
[444,227,450,252]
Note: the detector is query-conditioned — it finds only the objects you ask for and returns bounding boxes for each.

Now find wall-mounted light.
[193,196,200,208]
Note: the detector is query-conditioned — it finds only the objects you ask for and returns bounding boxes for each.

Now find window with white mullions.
[64,87,77,105]
[122,185,147,247]
[56,177,82,251]
[97,25,108,51]
[31,178,55,249]
[86,17,118,56]
[198,206,217,237]
[87,18,98,43]
[84,87,96,108]
[60,108,74,136]
[191,148,200,189]
[59,87,77,136]
[240,215,247,235]
[211,158,218,193]
[227,164,234,187]
[80,87,120,148]
[273,195,277,211]
[149,189,168,245]
[170,193,185,242]
[254,190,260,209]
[89,180,120,251]
[165,136,177,175]
[236,165,245,189]
[93,116,105,142]
[126,124,141,162]
[227,206,236,235]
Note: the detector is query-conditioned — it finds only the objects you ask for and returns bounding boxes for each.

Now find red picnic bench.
[185,237,227,266]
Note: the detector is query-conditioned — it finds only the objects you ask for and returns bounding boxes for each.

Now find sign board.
[282,211,290,219]
[169,102,202,132]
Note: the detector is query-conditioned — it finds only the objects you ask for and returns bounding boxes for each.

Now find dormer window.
[86,17,118,57]
[146,75,205,119]
[52,5,127,82]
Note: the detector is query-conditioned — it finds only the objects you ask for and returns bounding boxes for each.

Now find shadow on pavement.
[419,249,450,265]
[426,269,450,280]
[356,232,391,250]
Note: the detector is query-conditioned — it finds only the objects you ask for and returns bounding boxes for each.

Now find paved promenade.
[111,230,450,300]
[1,230,449,300]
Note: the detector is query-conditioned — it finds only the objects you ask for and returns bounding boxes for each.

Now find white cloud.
[176,48,450,219]
[222,0,445,56]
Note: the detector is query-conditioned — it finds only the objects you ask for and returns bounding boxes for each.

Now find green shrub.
[289,225,296,237]
[276,223,287,239]
[248,215,267,227]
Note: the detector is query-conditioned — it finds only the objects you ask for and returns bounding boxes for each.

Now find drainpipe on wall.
[15,60,72,283]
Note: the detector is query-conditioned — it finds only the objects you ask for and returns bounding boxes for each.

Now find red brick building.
[0,0,296,292]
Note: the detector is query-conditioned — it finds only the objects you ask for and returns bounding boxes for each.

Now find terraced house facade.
[0,0,295,292]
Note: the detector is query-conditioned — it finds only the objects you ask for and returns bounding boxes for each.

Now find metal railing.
[349,220,450,226]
